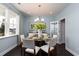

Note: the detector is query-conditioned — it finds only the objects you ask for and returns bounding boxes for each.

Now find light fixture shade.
[34,18,39,22]
[41,18,44,21]
[34,18,44,22]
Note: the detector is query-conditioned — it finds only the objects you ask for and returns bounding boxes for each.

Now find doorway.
[50,21,58,37]
[59,19,65,44]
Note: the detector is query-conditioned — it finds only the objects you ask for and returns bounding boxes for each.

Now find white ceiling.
[13,3,68,16]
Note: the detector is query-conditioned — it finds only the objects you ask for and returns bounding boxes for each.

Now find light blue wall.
[55,3,79,55]
[23,15,30,36]
[23,16,56,36]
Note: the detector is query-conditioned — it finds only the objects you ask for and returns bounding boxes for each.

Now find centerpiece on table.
[32,21,47,40]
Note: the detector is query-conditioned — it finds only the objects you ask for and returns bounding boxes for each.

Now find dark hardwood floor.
[4,44,73,56]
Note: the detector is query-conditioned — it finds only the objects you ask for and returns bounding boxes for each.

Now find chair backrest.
[45,38,51,43]
[53,35,57,39]
[23,40,35,49]
[49,38,57,47]
[20,35,25,42]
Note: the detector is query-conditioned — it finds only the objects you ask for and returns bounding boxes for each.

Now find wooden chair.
[40,38,57,56]
[20,35,25,55]
[22,40,40,56]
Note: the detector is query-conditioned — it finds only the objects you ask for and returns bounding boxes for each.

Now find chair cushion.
[43,33,48,40]
[41,45,54,53]
[35,46,40,54]
[25,48,34,54]
[32,37,38,40]
[28,33,36,39]
[25,46,40,54]
[41,45,49,53]
[53,35,57,39]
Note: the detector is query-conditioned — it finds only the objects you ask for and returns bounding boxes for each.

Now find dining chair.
[40,37,57,56]
[20,35,25,55]
[22,40,40,56]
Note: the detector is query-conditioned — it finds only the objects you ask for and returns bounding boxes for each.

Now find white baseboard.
[0,44,17,56]
[66,47,79,56]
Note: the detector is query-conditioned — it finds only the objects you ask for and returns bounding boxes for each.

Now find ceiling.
[13,3,68,16]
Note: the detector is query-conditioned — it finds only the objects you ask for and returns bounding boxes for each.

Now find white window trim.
[16,15,20,35]
[0,4,20,38]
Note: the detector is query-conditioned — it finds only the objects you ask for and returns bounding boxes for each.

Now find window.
[9,17,16,34]
[0,4,6,36]
[50,21,58,37]
[8,10,19,35]
[0,4,19,37]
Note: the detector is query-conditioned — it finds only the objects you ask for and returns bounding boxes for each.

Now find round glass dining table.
[26,37,51,47]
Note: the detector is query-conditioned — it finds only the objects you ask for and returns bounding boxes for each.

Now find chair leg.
[24,52,25,56]
[48,48,50,56]
[52,47,57,56]
[54,46,57,56]
[24,48,25,56]
[20,42,23,56]
[21,48,22,56]
[48,51,50,56]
